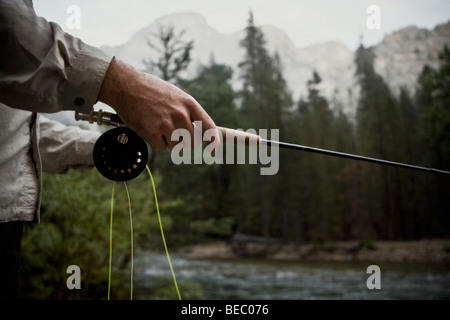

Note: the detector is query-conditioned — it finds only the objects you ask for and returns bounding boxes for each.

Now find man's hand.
[97,57,220,152]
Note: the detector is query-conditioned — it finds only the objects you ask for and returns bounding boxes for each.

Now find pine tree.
[294,71,353,242]
[415,45,450,237]
[238,11,293,238]
[354,43,401,240]
[416,45,450,171]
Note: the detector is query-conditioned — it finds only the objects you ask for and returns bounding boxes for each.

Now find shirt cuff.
[60,43,114,112]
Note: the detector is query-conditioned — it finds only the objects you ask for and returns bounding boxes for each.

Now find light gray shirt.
[0,0,114,222]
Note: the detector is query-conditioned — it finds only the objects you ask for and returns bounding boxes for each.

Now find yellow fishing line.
[146,165,182,300]
[107,182,115,300]
[124,182,134,300]
[107,181,134,300]
[107,166,180,300]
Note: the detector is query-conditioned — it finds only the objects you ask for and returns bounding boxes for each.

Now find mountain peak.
[102,13,448,115]
[150,12,209,29]
[373,20,450,97]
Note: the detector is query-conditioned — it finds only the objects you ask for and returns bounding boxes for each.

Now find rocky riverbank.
[178,238,450,264]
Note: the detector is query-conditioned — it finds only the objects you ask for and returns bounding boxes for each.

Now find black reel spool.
[93,127,149,182]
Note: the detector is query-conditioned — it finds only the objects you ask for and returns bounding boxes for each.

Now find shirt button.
[74,97,85,106]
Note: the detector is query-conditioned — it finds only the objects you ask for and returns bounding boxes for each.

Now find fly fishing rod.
[75,110,450,177]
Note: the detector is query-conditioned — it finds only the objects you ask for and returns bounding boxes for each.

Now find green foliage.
[415,45,450,235]
[20,168,180,299]
[181,62,240,128]
[416,45,450,169]
[189,217,235,239]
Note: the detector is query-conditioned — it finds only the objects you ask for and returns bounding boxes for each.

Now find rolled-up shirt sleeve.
[0,0,113,113]
[38,115,101,174]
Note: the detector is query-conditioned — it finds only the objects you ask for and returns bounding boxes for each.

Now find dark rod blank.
[263,139,450,176]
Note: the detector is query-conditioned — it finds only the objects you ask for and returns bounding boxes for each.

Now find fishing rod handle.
[75,111,261,146]
[216,127,261,146]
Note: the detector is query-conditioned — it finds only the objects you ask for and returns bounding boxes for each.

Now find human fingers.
[165,108,195,150]
[188,99,221,150]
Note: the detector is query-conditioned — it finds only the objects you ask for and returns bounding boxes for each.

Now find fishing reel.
[93,126,148,181]
[76,110,149,182]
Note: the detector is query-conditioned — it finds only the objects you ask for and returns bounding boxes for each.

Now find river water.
[133,252,450,300]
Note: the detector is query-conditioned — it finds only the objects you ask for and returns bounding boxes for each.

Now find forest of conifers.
[153,15,450,243]
[21,14,450,299]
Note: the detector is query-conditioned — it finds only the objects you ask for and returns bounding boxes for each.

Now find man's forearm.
[97,57,220,152]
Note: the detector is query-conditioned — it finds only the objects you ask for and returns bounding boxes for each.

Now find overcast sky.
[33,0,450,51]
